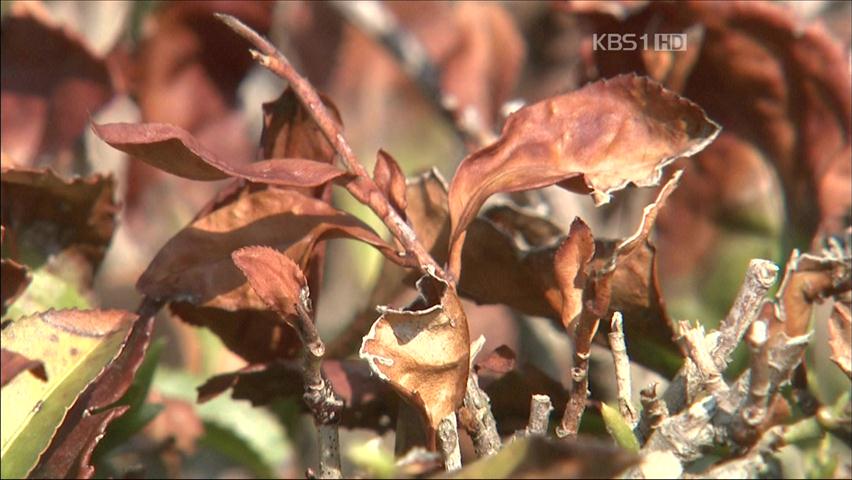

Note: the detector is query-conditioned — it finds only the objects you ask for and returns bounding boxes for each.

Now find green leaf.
[3,268,90,321]
[153,367,291,476]
[600,403,640,452]
[0,309,135,478]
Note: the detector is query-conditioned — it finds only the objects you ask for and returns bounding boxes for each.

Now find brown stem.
[557,309,601,438]
[460,373,502,457]
[215,13,445,280]
[637,383,669,443]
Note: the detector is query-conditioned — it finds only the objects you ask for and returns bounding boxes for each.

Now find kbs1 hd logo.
[593,33,687,52]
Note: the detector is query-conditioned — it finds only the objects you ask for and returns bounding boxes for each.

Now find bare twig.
[678,322,729,398]
[713,259,780,367]
[437,413,461,471]
[329,1,496,147]
[642,395,717,462]
[525,395,554,436]
[460,373,502,456]
[660,259,778,413]
[295,289,344,478]
[608,312,638,427]
[215,13,444,280]
[637,383,668,443]
[741,319,771,427]
[557,309,601,438]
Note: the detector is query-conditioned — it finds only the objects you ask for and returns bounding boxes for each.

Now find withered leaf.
[197,359,397,432]
[447,73,719,275]
[360,273,470,442]
[775,251,850,338]
[0,348,46,387]
[231,246,308,320]
[0,167,117,275]
[828,303,852,378]
[1,10,113,165]
[92,122,349,185]
[373,150,408,220]
[1,233,30,314]
[554,218,596,329]
[138,187,406,311]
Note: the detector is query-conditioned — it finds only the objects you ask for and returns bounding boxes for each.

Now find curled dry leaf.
[575,1,851,282]
[0,9,113,166]
[828,303,852,378]
[0,309,136,479]
[92,122,349,185]
[0,349,47,387]
[0,167,117,274]
[554,219,596,329]
[197,359,398,432]
[360,273,470,445]
[447,73,719,275]
[775,251,851,338]
[373,150,408,221]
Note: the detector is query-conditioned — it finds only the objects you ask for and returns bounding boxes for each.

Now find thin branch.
[712,259,780,367]
[642,395,717,462]
[678,322,729,398]
[741,319,771,427]
[437,413,461,471]
[295,289,343,479]
[460,372,502,457]
[525,395,554,436]
[557,309,601,438]
[660,259,778,413]
[329,1,496,148]
[637,383,669,443]
[608,312,638,427]
[215,13,445,280]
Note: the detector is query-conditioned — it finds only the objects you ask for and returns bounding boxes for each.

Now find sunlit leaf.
[0,309,135,478]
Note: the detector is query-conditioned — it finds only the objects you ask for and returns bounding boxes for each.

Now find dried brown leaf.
[360,273,470,444]
[554,219,596,329]
[92,122,348,185]
[0,348,47,387]
[373,150,408,220]
[447,73,719,275]
[138,187,405,311]
[828,303,852,378]
[0,11,113,165]
[231,246,308,320]
[197,359,397,432]
[775,251,850,338]
[0,167,117,276]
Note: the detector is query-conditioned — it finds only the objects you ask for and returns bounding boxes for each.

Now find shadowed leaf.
[443,435,638,479]
[138,187,406,312]
[0,349,46,387]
